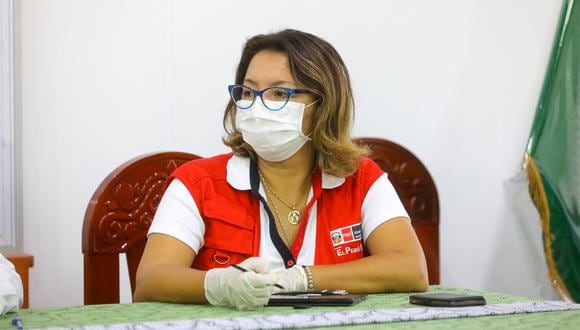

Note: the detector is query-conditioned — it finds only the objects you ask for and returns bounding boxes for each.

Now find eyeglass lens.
[230,86,291,111]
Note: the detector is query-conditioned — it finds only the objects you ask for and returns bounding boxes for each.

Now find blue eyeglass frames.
[228,84,311,111]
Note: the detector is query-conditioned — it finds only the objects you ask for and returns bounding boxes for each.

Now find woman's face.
[243,50,318,135]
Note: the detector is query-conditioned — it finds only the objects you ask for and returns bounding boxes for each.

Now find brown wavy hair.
[223,29,368,177]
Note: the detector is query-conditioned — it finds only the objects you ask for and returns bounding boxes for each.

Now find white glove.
[271,265,308,293]
[204,257,278,310]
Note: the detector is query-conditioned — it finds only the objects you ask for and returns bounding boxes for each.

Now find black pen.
[232,264,285,289]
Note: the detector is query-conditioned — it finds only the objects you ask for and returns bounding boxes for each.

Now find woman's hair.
[223,29,368,177]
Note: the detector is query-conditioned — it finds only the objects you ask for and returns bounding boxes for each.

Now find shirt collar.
[226,154,345,190]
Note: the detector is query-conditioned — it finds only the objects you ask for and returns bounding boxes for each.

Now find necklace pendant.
[288,208,301,225]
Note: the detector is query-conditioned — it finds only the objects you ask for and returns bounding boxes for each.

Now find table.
[1,286,579,329]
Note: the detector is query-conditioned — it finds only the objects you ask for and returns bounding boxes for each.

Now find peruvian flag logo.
[330,223,362,247]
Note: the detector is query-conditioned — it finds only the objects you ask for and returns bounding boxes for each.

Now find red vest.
[170,153,383,270]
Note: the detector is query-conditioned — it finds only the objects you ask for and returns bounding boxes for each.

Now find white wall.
[17,0,563,307]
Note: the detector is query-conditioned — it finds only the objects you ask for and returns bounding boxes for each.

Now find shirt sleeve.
[361,173,410,242]
[148,178,205,254]
[0,253,23,315]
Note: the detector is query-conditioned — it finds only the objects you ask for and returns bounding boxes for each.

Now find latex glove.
[271,265,308,293]
[204,257,278,310]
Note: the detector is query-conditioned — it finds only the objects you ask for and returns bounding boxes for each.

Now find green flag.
[526,0,580,302]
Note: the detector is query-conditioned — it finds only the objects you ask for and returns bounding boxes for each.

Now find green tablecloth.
[1,286,578,329]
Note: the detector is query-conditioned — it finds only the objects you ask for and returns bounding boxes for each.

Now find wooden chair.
[354,138,440,284]
[82,152,201,305]
[83,139,439,304]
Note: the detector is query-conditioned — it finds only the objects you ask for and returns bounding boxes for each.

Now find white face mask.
[235,99,318,162]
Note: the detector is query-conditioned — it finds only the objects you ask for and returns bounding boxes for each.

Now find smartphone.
[409,293,486,307]
[268,293,367,307]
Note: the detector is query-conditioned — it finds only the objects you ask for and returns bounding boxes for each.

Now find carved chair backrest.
[82,152,201,305]
[354,138,440,284]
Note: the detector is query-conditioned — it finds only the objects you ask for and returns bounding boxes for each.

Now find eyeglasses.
[228,84,311,111]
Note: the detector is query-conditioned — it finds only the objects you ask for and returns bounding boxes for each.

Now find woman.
[134,29,428,310]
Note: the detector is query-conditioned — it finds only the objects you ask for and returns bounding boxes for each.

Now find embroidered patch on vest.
[330,223,362,247]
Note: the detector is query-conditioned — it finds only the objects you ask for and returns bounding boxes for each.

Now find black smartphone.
[268,292,367,307]
[409,293,486,307]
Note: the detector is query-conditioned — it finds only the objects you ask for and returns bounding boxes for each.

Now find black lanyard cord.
[249,159,296,268]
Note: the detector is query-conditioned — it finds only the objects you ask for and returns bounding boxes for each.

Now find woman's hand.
[204,257,278,310]
[136,234,278,310]
[271,266,308,293]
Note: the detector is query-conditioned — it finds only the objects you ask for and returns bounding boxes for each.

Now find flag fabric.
[526,0,580,302]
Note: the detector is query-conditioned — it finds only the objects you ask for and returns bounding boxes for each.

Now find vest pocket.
[192,199,255,270]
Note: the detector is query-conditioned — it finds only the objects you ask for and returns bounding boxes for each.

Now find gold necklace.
[258,170,309,225]
[261,178,292,246]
